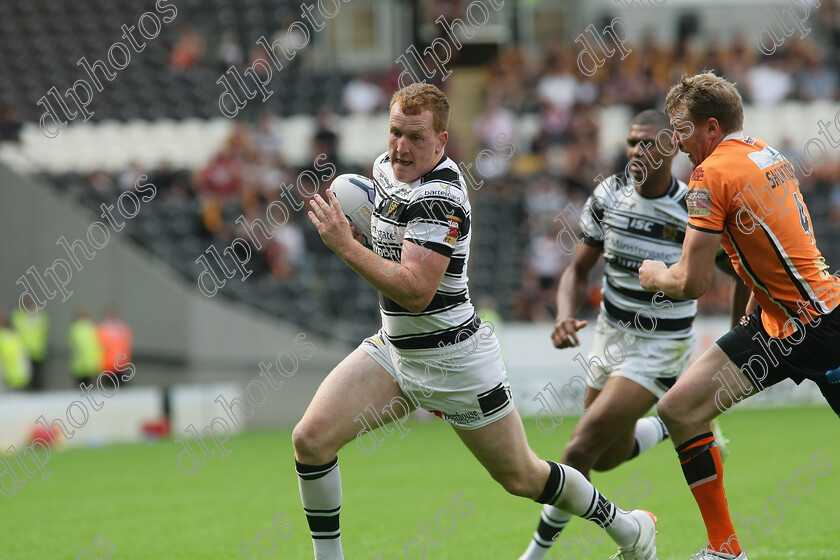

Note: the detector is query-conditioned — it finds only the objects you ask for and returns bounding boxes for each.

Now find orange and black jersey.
[686,133,840,338]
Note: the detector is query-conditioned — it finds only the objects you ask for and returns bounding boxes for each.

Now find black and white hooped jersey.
[370,152,478,350]
[580,172,697,339]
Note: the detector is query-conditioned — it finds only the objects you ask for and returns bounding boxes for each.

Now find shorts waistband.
[392,323,495,359]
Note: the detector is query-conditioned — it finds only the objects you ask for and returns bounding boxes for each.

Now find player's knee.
[592,454,622,472]
[561,442,594,472]
[292,420,333,465]
[562,425,609,470]
[493,470,535,498]
[591,462,611,473]
[656,395,680,430]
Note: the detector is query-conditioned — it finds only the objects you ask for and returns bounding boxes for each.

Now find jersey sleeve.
[579,179,613,247]
[686,165,728,234]
[403,189,467,258]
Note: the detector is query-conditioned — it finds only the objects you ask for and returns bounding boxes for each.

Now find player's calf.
[591,434,636,472]
[561,414,624,475]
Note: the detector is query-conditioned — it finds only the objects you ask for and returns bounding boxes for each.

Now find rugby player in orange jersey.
[639,72,840,560]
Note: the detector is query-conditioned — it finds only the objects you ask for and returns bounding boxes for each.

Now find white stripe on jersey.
[736,204,830,315]
[370,152,477,350]
[580,173,697,339]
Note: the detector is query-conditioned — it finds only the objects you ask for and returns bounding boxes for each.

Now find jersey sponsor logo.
[691,167,704,182]
[629,218,654,232]
[372,224,397,241]
[686,187,712,217]
[445,215,462,246]
[430,410,481,424]
[747,146,786,170]
[374,167,410,198]
[743,136,757,145]
[418,186,462,203]
[607,255,643,270]
[375,245,401,261]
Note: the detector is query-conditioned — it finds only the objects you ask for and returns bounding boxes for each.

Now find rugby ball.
[331,174,376,248]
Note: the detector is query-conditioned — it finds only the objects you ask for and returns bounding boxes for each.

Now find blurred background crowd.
[2,0,840,385]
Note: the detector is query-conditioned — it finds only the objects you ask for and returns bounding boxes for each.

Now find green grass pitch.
[2,406,838,559]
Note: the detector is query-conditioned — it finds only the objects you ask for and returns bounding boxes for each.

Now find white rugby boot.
[611,510,657,560]
[690,546,746,559]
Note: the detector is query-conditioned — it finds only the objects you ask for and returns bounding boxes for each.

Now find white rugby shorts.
[585,314,695,398]
[360,323,515,429]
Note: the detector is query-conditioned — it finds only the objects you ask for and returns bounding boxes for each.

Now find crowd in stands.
[473,26,840,320]
[6,5,840,326]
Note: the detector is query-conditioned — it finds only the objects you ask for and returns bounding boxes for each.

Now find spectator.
[524,174,567,234]
[537,51,581,113]
[195,130,247,238]
[794,43,838,101]
[0,104,23,143]
[170,25,206,71]
[536,51,594,149]
[251,112,283,166]
[150,159,179,197]
[720,30,754,88]
[473,93,517,178]
[0,308,32,390]
[11,295,48,390]
[68,309,103,387]
[270,20,308,70]
[312,108,341,170]
[342,74,384,115]
[217,31,244,73]
[268,216,306,281]
[118,161,144,193]
[746,52,794,105]
[527,224,571,301]
[474,92,517,150]
[829,183,840,224]
[88,169,115,195]
[486,46,540,112]
[97,306,133,377]
[247,45,273,82]
[199,141,243,199]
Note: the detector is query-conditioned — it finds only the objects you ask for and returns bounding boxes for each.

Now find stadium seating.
[3,0,838,336]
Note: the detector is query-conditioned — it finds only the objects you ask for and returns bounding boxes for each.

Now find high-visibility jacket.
[68,319,103,378]
[0,327,32,388]
[11,309,49,361]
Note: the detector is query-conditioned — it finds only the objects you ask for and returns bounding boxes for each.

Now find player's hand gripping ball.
[329,174,376,248]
